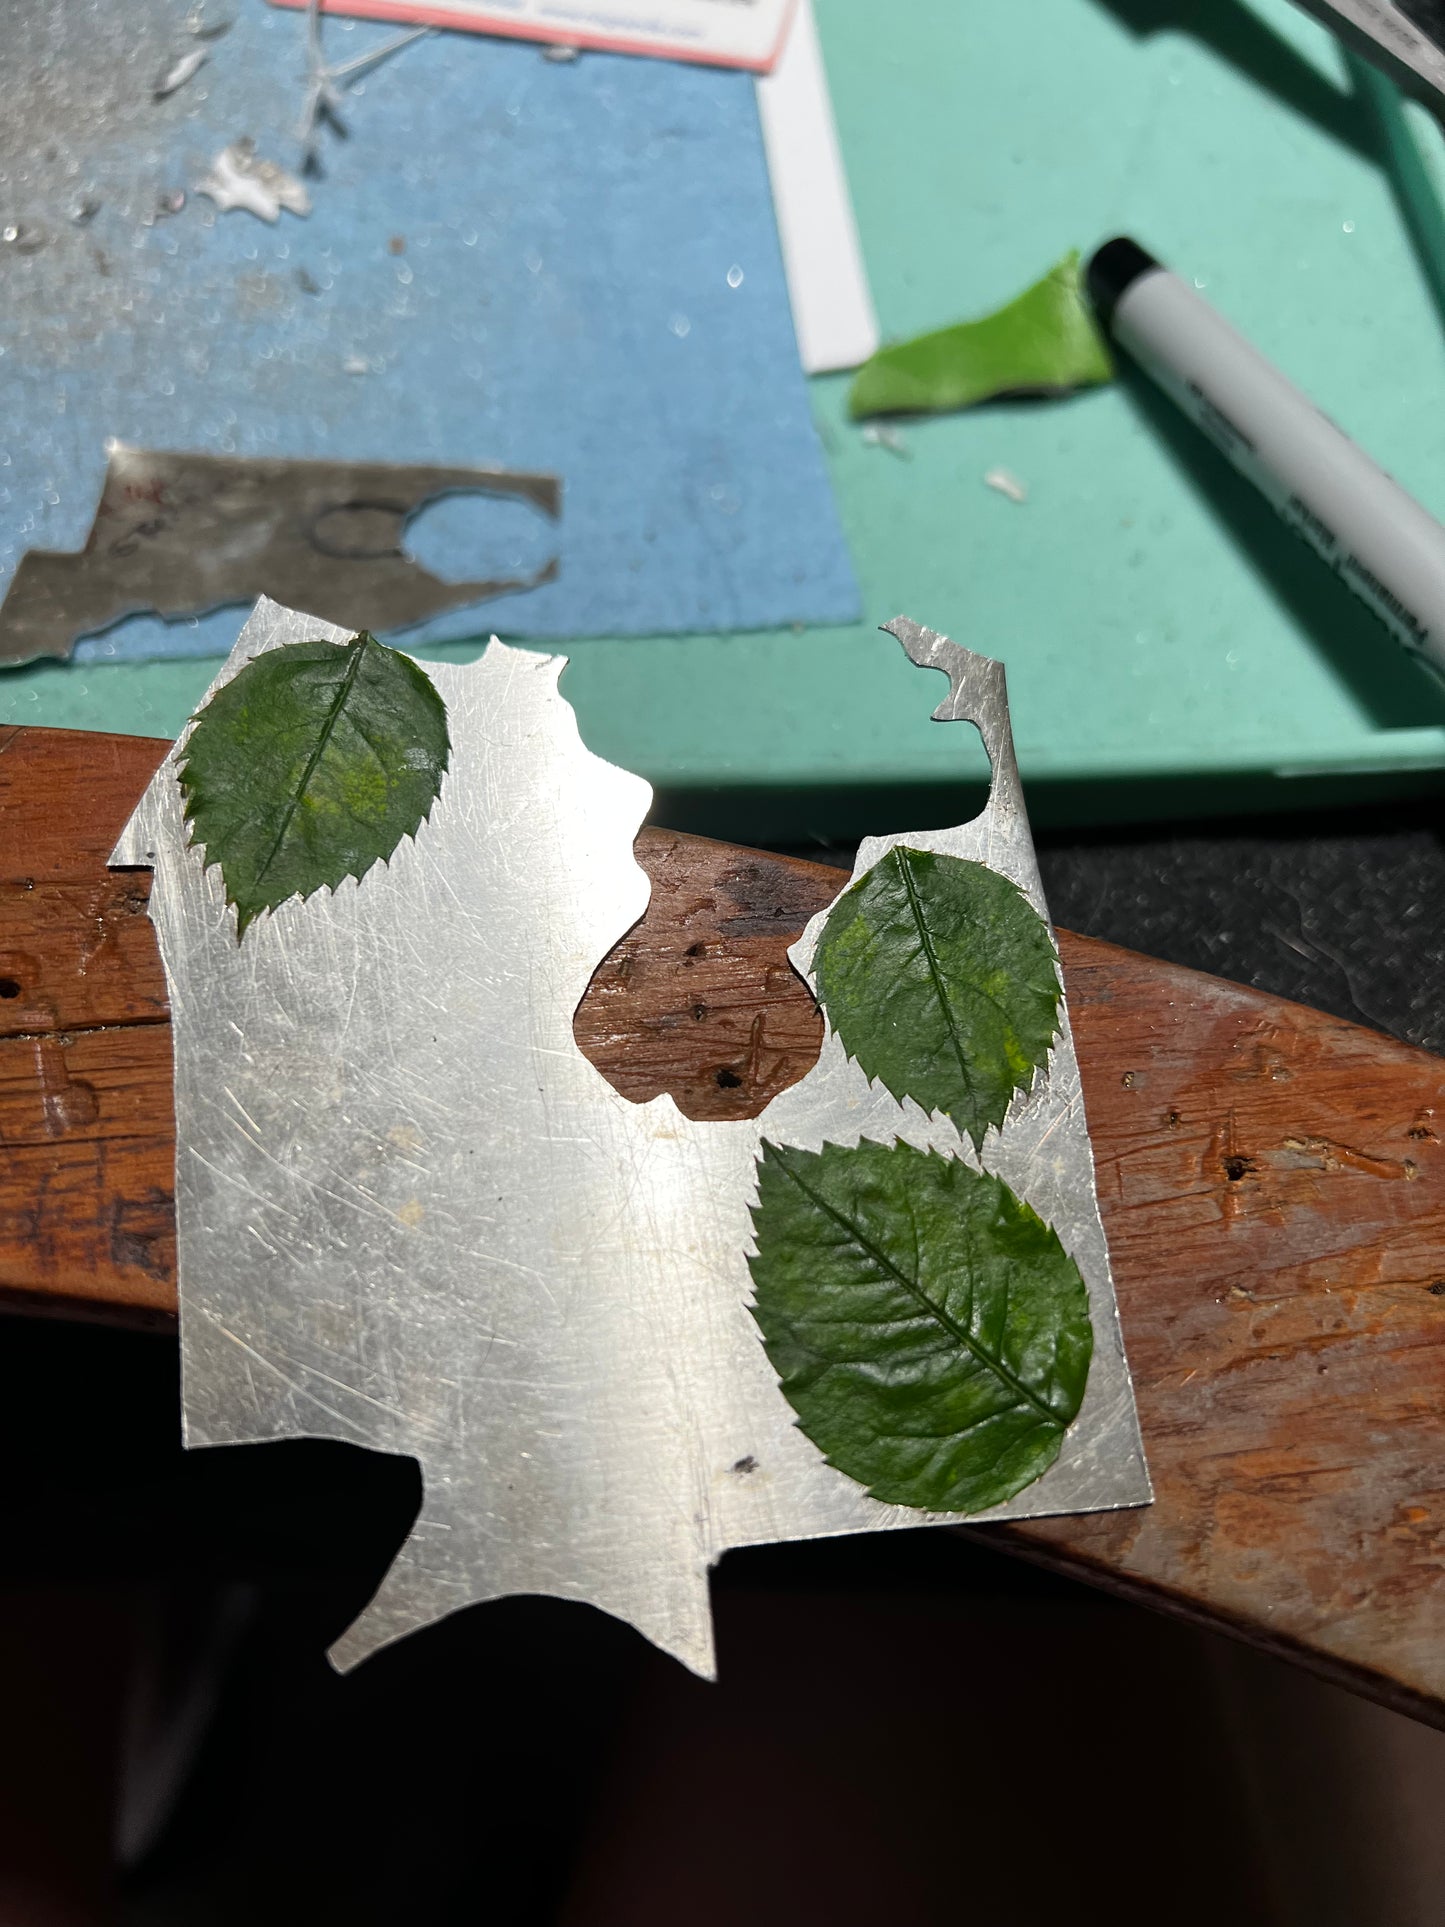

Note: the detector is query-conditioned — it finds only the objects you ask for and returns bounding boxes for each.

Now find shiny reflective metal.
[1291,0,1445,108]
[0,447,560,667]
[114,600,1149,1678]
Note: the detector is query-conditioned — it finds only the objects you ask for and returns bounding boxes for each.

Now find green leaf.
[848,251,1112,419]
[813,847,1061,1150]
[749,1139,1093,1511]
[178,632,450,938]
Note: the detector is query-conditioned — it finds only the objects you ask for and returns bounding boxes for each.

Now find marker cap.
[1085,237,1160,328]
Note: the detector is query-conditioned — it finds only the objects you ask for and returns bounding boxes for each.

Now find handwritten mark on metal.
[113,599,1148,1677]
[0,447,560,668]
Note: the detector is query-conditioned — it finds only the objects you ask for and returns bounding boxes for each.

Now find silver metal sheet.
[114,599,1150,1678]
[0,446,560,667]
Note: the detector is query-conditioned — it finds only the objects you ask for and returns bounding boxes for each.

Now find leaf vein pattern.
[251,643,368,891]
[895,854,983,1113]
[773,1151,1060,1427]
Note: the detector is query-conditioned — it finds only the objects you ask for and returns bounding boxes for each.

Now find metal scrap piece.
[112,600,1149,1679]
[185,6,232,37]
[0,447,562,667]
[984,466,1028,503]
[153,46,207,100]
[2,221,47,253]
[196,139,310,222]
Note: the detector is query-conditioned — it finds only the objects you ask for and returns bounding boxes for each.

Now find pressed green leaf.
[813,847,1061,1150]
[178,632,450,938]
[848,250,1112,420]
[749,1138,1093,1511]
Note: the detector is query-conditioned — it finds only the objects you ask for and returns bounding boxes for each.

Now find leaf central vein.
[773,1151,1061,1428]
[897,851,979,1109]
[251,641,369,891]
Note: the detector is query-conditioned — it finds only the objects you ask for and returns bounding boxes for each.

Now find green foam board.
[8,0,1445,839]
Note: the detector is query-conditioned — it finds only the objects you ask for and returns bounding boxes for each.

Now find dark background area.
[5,810,1445,1926]
[1037,800,1445,1055]
[797,799,1445,1057]
[3,1315,1443,1927]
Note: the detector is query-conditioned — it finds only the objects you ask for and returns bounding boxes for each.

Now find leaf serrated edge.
[758,1141,1067,1428]
[175,632,451,937]
[813,850,1064,1151]
[182,810,449,937]
[745,1135,1092,1510]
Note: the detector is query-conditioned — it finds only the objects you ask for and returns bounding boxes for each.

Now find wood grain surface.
[2,725,1443,1726]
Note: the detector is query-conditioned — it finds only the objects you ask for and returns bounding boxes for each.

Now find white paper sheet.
[756,0,879,373]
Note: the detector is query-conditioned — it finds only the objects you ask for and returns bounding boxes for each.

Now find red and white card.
[274,0,796,71]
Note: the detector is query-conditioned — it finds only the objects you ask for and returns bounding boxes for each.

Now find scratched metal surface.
[113,599,1149,1677]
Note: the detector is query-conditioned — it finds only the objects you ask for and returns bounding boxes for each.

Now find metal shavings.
[298,0,432,164]
[542,43,581,61]
[185,6,233,38]
[196,140,311,223]
[983,466,1029,503]
[157,190,186,219]
[342,354,369,376]
[1,221,46,253]
[153,47,208,100]
[142,189,187,228]
[860,421,910,459]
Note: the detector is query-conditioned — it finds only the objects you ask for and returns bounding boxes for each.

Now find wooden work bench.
[2,725,1442,1726]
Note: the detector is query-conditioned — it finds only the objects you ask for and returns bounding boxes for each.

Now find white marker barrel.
[1087,237,1445,683]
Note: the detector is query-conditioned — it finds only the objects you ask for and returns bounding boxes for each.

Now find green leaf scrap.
[749,1138,1093,1511]
[813,847,1061,1150]
[179,631,450,938]
[848,250,1112,420]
